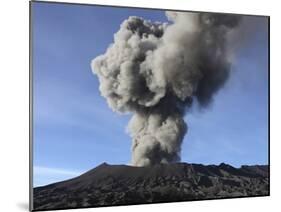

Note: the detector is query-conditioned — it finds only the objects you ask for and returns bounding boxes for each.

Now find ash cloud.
[91,11,242,166]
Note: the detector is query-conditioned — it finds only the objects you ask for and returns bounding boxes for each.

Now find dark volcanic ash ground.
[33,162,269,210]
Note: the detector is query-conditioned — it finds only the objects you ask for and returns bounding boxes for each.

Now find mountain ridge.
[33,162,269,210]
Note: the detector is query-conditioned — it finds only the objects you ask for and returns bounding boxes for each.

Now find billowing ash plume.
[91,11,241,166]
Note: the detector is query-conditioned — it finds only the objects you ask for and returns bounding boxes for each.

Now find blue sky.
[32,2,268,187]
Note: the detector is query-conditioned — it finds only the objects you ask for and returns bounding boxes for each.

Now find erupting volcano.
[91,12,241,166]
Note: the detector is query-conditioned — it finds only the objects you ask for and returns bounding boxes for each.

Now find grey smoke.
[91,11,241,166]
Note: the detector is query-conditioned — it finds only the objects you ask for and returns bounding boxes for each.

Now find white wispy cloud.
[33,166,83,187]
[34,166,81,176]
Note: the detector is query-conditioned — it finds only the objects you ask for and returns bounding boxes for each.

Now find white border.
[0,0,279,212]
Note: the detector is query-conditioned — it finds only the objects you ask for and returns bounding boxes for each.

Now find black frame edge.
[29,0,34,211]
